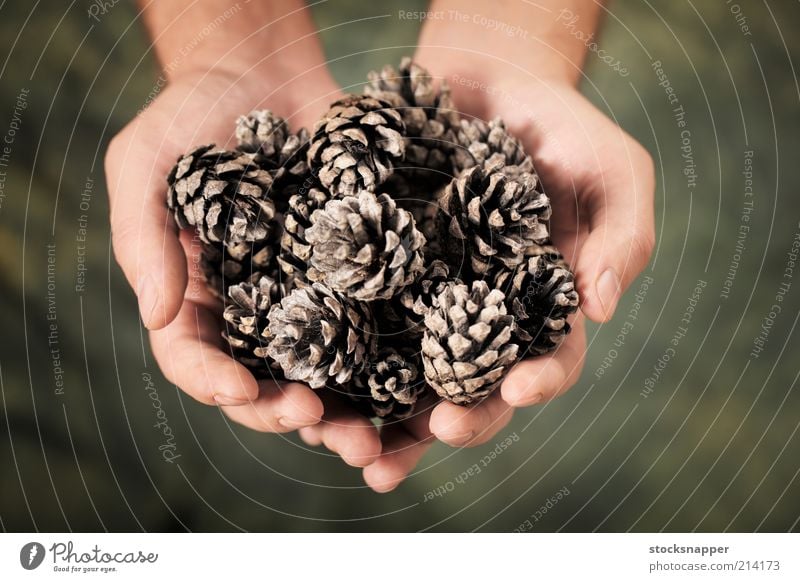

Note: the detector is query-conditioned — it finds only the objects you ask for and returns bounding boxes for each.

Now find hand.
[324,66,654,493]
[105,63,342,435]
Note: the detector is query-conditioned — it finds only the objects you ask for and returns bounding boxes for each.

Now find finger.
[315,395,382,468]
[178,228,223,310]
[298,426,323,446]
[363,410,434,493]
[575,143,655,322]
[221,381,323,433]
[429,391,514,448]
[149,299,259,406]
[106,124,187,330]
[501,315,586,407]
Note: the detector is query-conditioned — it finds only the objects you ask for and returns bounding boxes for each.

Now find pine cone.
[345,346,425,419]
[200,222,284,300]
[266,283,377,389]
[365,58,459,183]
[167,145,277,246]
[451,117,533,176]
[222,275,290,378]
[365,57,441,113]
[380,172,442,259]
[421,280,518,405]
[236,110,310,190]
[236,109,290,156]
[305,191,426,302]
[494,253,579,356]
[277,184,331,283]
[394,259,455,337]
[437,160,551,277]
[307,95,405,196]
[201,244,270,301]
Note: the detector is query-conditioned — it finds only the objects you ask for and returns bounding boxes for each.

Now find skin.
[106,0,655,492]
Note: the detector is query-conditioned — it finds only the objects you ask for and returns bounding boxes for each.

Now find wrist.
[422,55,577,120]
[414,0,603,115]
[141,0,333,89]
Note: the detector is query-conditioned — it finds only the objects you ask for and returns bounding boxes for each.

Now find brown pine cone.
[222,275,292,379]
[451,117,533,177]
[437,159,551,277]
[344,346,426,420]
[236,109,290,156]
[236,110,311,193]
[394,259,455,338]
[266,283,377,389]
[380,172,442,260]
[277,183,331,283]
[305,191,426,302]
[365,57,459,184]
[200,243,272,301]
[166,145,278,247]
[421,280,518,405]
[307,95,405,196]
[494,253,579,356]
[199,218,284,300]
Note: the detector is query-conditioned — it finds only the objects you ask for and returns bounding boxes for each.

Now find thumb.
[575,154,655,323]
[106,127,188,330]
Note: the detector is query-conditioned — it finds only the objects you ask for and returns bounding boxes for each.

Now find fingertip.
[341,435,382,468]
[500,372,544,408]
[137,275,161,330]
[317,411,383,467]
[504,389,544,408]
[429,401,475,447]
[363,463,402,493]
[210,357,260,405]
[581,267,619,323]
[579,292,610,323]
[363,418,435,492]
[502,326,586,408]
[137,246,188,330]
[299,426,323,446]
[502,362,545,407]
[272,382,324,428]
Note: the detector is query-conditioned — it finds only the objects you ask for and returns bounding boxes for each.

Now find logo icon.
[20,542,45,570]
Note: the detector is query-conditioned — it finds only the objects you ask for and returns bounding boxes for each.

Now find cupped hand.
[328,70,655,493]
[105,64,341,434]
[106,55,654,489]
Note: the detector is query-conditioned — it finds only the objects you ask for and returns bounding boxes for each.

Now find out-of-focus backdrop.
[1,0,798,532]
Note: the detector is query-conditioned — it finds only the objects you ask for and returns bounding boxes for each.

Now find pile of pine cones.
[166,58,579,419]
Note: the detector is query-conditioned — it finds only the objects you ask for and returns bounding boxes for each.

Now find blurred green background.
[1,0,798,532]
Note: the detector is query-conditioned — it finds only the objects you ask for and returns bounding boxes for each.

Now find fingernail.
[278,416,315,429]
[213,393,249,406]
[596,268,620,319]
[137,276,159,328]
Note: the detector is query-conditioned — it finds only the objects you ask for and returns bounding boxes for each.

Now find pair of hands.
[105,54,654,492]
